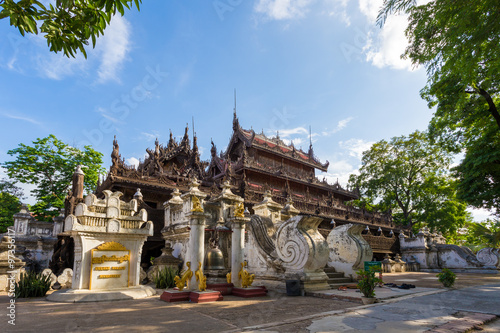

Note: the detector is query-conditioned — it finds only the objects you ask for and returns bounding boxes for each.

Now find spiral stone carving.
[275,215,328,273]
[477,248,500,268]
[276,236,308,270]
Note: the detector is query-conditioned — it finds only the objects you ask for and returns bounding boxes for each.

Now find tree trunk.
[478,88,500,130]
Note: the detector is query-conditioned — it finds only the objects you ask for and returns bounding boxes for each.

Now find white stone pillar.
[186,211,207,290]
[230,217,249,288]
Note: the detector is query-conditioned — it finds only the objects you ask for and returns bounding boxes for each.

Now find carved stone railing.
[88,206,106,214]
[78,216,107,228]
[121,220,143,229]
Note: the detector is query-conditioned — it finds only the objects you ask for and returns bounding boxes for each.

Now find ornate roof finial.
[308,125,314,157]
[193,132,198,151]
[168,129,176,149]
[232,89,239,131]
[211,138,217,157]
[192,116,195,140]
[182,123,190,145]
[309,125,313,149]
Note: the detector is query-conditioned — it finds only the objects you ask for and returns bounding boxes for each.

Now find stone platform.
[159,289,223,303]
[159,290,191,302]
[46,285,156,303]
[189,290,224,303]
[206,282,233,295]
[232,286,268,298]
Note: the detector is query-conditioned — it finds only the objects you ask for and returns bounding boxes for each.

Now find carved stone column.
[230,216,250,288]
[186,211,208,290]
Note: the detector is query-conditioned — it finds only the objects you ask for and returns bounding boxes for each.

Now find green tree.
[377,0,500,217]
[0,0,141,58]
[2,135,105,221]
[348,131,468,235]
[0,178,24,233]
[469,220,500,248]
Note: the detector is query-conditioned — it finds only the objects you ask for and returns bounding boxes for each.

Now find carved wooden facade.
[93,115,398,260]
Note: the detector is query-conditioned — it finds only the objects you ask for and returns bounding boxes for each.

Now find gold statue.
[174,261,193,291]
[234,202,245,218]
[195,261,207,291]
[226,272,231,284]
[238,261,255,288]
[191,196,204,212]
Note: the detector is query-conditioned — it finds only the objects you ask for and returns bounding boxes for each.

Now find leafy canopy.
[378,0,500,217]
[0,178,24,233]
[0,0,141,58]
[348,131,468,235]
[2,135,105,220]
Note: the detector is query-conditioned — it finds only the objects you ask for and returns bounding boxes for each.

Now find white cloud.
[281,137,304,146]
[97,15,131,83]
[34,49,87,80]
[255,0,313,20]
[276,126,309,137]
[339,138,374,159]
[318,160,355,187]
[364,15,412,70]
[359,0,415,71]
[139,131,159,142]
[126,157,140,168]
[322,117,354,136]
[322,0,351,26]
[358,0,382,23]
[467,207,496,223]
[1,112,44,127]
[95,107,122,124]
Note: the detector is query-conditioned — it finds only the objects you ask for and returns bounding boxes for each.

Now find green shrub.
[437,268,456,288]
[153,266,178,289]
[356,267,382,298]
[15,271,51,298]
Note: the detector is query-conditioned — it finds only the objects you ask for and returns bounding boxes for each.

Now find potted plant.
[437,268,456,288]
[356,267,382,304]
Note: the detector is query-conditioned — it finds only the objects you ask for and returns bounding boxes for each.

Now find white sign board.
[90,242,130,290]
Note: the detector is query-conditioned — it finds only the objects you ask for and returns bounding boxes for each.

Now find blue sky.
[0,0,491,220]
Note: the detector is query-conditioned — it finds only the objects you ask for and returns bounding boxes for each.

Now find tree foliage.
[348,131,468,235]
[2,135,105,221]
[469,220,500,248]
[0,0,141,58]
[0,178,24,233]
[378,0,500,217]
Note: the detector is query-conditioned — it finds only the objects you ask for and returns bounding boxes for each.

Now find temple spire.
[232,89,239,131]
[309,126,313,150]
[308,125,314,157]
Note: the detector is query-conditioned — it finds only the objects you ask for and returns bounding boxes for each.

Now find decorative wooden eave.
[226,124,329,172]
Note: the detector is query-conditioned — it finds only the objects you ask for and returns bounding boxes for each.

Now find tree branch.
[477,88,500,130]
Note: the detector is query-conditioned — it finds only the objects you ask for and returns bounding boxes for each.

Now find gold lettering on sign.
[94,267,110,271]
[98,274,121,279]
[96,242,128,251]
[111,267,126,270]
[92,254,130,264]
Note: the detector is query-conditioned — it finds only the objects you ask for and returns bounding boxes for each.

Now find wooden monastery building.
[87,112,399,266]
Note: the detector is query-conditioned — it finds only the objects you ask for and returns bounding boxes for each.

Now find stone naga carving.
[42,268,57,288]
[476,248,500,268]
[57,268,73,289]
[238,261,255,288]
[326,223,373,279]
[174,261,192,291]
[195,261,207,291]
[248,215,277,258]
[275,215,330,291]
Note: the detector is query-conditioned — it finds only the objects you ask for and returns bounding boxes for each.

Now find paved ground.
[1,272,499,333]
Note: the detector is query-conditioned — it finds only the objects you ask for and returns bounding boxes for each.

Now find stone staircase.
[324,267,353,289]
